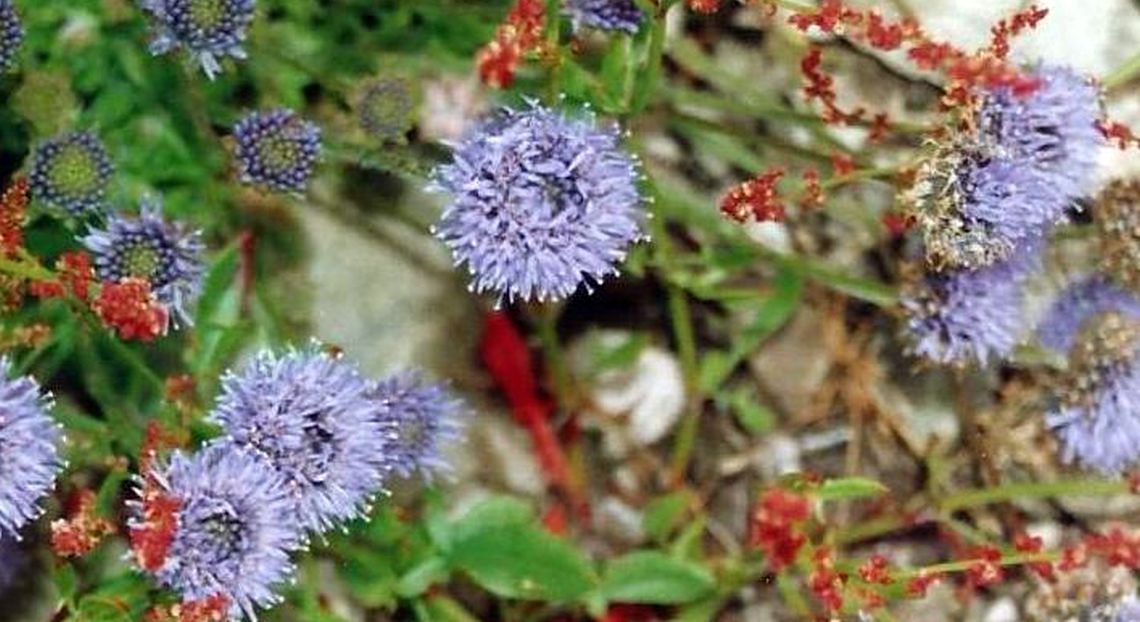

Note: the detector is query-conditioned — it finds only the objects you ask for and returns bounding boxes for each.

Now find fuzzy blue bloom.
[1047,312,1140,474]
[232,109,321,193]
[139,0,255,80]
[209,347,390,534]
[1036,275,1140,354]
[977,65,1102,201]
[82,196,204,327]
[902,241,1039,364]
[0,1,23,72]
[138,443,299,619]
[0,359,61,538]
[28,130,114,216]
[432,103,644,303]
[369,371,464,482]
[564,0,643,33]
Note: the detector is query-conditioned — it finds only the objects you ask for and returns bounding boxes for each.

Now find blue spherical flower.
[432,103,645,303]
[28,130,114,215]
[978,65,1102,200]
[81,196,204,327]
[138,443,299,619]
[902,241,1039,364]
[0,1,24,72]
[232,109,321,193]
[369,371,465,482]
[139,0,255,80]
[1036,275,1140,354]
[1048,312,1140,474]
[209,347,390,534]
[564,0,643,33]
[915,145,1059,269]
[0,359,61,538]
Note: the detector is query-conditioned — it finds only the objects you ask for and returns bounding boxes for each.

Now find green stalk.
[535,303,573,407]
[1103,51,1140,92]
[938,478,1129,513]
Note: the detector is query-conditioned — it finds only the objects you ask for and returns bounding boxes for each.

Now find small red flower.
[747,487,811,570]
[963,544,1003,588]
[58,251,92,300]
[0,177,27,256]
[129,482,180,572]
[721,166,786,223]
[904,570,941,597]
[686,0,720,13]
[857,554,894,585]
[92,278,169,341]
[808,547,845,612]
[475,0,545,88]
[50,489,115,557]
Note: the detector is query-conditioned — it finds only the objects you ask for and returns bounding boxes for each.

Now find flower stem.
[1103,51,1140,92]
[938,478,1129,513]
[535,303,573,407]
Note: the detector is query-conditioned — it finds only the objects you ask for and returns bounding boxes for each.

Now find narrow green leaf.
[450,523,595,602]
[815,477,889,500]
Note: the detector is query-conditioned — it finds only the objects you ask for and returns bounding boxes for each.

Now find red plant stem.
[480,311,589,519]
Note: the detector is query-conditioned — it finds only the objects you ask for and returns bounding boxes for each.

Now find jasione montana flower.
[208,347,390,534]
[232,109,321,193]
[369,371,465,482]
[135,444,299,619]
[139,0,256,79]
[82,196,204,326]
[902,240,1039,364]
[1036,275,1140,354]
[0,0,23,73]
[432,102,644,303]
[563,0,644,34]
[0,359,61,538]
[28,130,114,216]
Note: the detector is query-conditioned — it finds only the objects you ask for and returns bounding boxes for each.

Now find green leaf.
[599,551,715,605]
[815,477,889,500]
[726,388,776,436]
[449,495,534,543]
[449,522,596,602]
[643,490,690,543]
[53,563,77,609]
[397,556,449,598]
[338,548,399,608]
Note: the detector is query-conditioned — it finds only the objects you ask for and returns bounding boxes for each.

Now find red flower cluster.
[475,0,545,88]
[904,570,942,597]
[129,483,180,572]
[143,594,229,622]
[1013,532,1054,580]
[720,166,786,223]
[50,489,115,557]
[0,176,27,256]
[787,1,1048,108]
[29,251,92,300]
[92,278,169,341]
[747,487,811,570]
[807,547,844,611]
[962,544,1004,589]
[857,554,894,585]
[1099,119,1140,150]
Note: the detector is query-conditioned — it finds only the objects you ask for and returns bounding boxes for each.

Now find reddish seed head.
[129,484,181,572]
[687,0,719,13]
[0,177,27,256]
[721,166,786,223]
[747,487,811,570]
[50,489,115,558]
[91,278,169,341]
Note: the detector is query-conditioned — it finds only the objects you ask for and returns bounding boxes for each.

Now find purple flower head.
[355,76,417,143]
[1048,312,1140,474]
[1036,275,1140,354]
[432,102,645,303]
[0,359,61,538]
[0,1,23,72]
[28,130,114,215]
[978,65,1102,200]
[369,371,465,482]
[136,444,299,619]
[81,196,204,327]
[232,109,321,193]
[139,0,255,80]
[564,0,643,33]
[209,347,390,534]
[902,241,1039,364]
